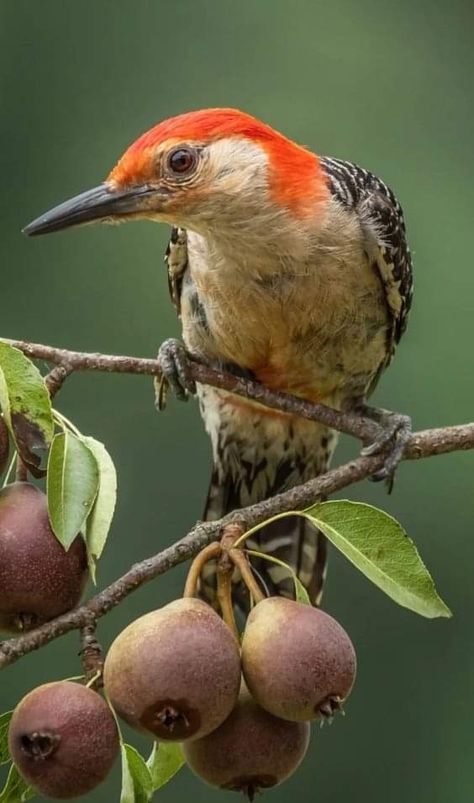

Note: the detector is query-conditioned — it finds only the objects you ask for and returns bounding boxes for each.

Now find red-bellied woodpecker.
[24,108,413,606]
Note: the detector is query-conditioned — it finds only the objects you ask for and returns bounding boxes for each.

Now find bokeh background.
[1,1,473,801]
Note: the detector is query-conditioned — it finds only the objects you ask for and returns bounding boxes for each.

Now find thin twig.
[182,542,221,598]
[79,623,104,688]
[44,364,74,399]
[216,524,245,639]
[1,338,380,443]
[15,459,28,483]
[230,548,266,605]
[216,560,239,640]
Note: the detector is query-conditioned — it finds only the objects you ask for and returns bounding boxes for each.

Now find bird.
[24,107,413,608]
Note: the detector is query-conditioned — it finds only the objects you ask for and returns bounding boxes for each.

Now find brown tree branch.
[0,337,380,443]
[0,420,472,670]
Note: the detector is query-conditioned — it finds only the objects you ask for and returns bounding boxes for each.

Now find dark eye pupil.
[169,149,194,174]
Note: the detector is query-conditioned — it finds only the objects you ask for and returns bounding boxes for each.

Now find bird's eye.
[167,148,197,176]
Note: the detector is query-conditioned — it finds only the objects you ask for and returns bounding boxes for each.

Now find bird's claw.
[155,338,197,410]
[358,405,412,488]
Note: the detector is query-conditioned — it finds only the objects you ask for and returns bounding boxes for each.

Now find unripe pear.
[242,597,356,721]
[0,483,88,633]
[103,597,241,741]
[8,681,119,799]
[183,683,310,798]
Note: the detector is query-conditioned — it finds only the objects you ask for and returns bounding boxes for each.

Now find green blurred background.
[1,1,473,800]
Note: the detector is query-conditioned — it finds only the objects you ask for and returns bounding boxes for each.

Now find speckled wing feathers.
[320,156,413,355]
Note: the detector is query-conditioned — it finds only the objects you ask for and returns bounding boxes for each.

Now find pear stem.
[229,549,266,605]
[182,542,221,598]
[216,559,240,639]
[15,458,28,483]
[215,526,244,639]
[217,523,245,638]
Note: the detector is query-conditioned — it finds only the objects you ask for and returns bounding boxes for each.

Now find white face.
[202,138,271,205]
[127,136,271,232]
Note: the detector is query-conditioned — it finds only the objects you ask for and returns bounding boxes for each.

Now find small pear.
[103,597,241,741]
[0,483,88,632]
[183,683,310,799]
[242,597,356,721]
[9,681,119,799]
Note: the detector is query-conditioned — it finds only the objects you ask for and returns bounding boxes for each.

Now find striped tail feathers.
[244,515,328,606]
[200,449,330,611]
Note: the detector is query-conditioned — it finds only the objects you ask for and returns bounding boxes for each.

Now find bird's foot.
[154,338,197,410]
[358,404,412,489]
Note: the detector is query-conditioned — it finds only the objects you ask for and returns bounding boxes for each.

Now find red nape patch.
[108,108,329,217]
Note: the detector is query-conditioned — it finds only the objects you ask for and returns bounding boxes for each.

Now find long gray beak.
[23,183,157,236]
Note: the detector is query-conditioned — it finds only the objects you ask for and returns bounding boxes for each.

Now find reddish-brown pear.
[183,683,310,799]
[103,597,241,741]
[242,597,356,721]
[8,681,119,799]
[0,483,88,633]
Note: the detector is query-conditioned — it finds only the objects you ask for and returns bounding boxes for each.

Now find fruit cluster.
[104,593,356,798]
[2,490,356,800]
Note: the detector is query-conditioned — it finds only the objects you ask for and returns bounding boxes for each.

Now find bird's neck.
[187,210,317,281]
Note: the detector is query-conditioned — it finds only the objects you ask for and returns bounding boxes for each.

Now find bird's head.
[24,108,329,238]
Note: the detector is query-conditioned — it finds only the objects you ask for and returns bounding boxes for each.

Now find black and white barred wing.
[321,156,413,359]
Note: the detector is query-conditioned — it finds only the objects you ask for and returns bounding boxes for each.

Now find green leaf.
[0,763,35,802]
[120,743,153,803]
[0,343,53,472]
[0,712,13,766]
[245,549,311,605]
[47,432,100,549]
[82,437,117,583]
[305,501,451,618]
[146,742,185,790]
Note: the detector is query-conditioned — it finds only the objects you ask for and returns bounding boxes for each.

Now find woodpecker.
[24,108,413,606]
